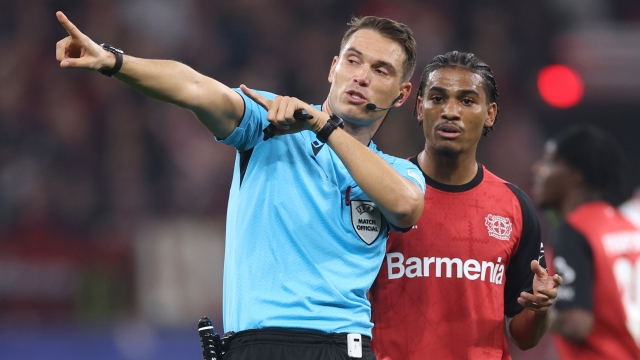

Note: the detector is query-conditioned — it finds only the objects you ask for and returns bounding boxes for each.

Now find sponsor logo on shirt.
[553,256,576,301]
[485,214,513,241]
[385,252,505,284]
[602,230,640,256]
[351,200,381,245]
[311,140,324,156]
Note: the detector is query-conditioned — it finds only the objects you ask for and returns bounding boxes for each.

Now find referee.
[55,13,425,359]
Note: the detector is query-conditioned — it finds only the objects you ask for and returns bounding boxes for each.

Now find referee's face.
[416,67,497,157]
[327,29,411,126]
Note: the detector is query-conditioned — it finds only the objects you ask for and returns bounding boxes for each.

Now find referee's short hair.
[341,16,417,83]
[554,125,629,206]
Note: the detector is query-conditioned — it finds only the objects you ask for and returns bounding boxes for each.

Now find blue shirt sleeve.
[384,156,427,194]
[381,156,426,232]
[215,88,277,152]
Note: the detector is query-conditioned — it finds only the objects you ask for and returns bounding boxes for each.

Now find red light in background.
[537,65,584,108]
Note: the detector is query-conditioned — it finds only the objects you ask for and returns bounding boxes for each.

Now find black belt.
[223,327,371,350]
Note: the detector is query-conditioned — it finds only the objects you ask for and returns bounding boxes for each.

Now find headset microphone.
[365,103,385,111]
[365,94,403,111]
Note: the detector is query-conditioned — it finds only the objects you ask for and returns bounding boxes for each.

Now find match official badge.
[351,200,382,245]
[485,214,513,241]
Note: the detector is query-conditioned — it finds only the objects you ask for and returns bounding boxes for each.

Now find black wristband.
[316,114,344,143]
[98,43,124,77]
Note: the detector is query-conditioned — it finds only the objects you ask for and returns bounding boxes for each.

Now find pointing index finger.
[240,84,271,111]
[530,259,547,277]
[56,11,83,38]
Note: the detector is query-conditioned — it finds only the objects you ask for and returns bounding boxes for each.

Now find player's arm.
[548,223,595,342]
[240,86,424,228]
[506,258,561,350]
[502,184,562,350]
[55,11,244,139]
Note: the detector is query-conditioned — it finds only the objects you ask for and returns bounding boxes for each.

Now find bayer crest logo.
[485,214,513,241]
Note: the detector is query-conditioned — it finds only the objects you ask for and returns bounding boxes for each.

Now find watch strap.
[98,43,124,77]
[316,114,344,143]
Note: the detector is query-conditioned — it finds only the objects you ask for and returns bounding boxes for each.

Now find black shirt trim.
[239,148,254,186]
[409,156,483,193]
[551,222,594,311]
[503,183,543,317]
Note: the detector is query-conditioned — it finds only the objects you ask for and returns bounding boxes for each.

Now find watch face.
[329,114,344,128]
[100,43,124,54]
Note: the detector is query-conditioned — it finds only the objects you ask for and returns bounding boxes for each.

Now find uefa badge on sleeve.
[351,200,382,245]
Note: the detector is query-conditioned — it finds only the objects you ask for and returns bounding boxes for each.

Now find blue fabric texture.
[217,89,426,337]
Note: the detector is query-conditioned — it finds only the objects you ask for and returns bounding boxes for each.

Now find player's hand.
[240,84,328,136]
[55,11,114,71]
[518,259,563,314]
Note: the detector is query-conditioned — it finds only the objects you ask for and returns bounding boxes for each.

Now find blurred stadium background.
[0,0,639,359]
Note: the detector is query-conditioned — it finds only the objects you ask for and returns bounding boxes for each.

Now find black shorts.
[221,327,376,360]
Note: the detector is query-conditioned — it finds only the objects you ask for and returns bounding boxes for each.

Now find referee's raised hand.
[55,11,115,71]
[240,84,328,137]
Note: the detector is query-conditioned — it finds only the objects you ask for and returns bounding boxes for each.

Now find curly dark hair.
[554,125,629,206]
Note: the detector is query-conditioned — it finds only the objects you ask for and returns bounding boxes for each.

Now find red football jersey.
[549,202,640,360]
[369,161,542,360]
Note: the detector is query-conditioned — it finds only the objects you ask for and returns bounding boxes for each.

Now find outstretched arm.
[55,11,244,139]
[507,260,563,350]
[240,86,424,228]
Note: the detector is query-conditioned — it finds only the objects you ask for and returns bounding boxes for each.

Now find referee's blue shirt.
[217,89,426,337]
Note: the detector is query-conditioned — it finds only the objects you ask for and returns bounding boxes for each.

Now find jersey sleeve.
[503,183,544,317]
[385,157,426,194]
[214,88,276,151]
[551,222,594,311]
[382,156,426,233]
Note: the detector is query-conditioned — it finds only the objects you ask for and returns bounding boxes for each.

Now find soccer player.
[55,12,426,360]
[532,126,640,359]
[368,51,562,359]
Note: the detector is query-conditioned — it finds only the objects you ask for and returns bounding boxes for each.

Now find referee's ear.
[394,82,412,108]
[328,56,339,84]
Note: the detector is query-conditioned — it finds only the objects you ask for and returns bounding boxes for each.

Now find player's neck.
[418,149,478,186]
[560,189,602,218]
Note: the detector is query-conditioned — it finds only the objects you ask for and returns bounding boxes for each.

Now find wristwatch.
[316,114,344,143]
[98,43,124,77]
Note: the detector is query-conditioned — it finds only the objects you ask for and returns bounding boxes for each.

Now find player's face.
[416,67,496,157]
[532,141,573,210]
[327,29,411,125]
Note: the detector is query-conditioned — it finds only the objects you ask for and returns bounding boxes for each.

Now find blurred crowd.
[0,0,639,358]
